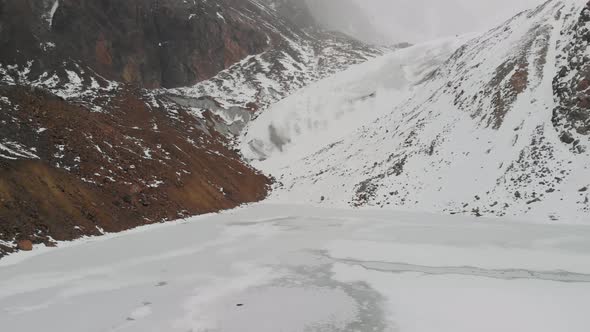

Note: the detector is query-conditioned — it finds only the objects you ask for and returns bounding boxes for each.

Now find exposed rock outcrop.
[553,0,590,153]
[0,0,279,88]
[0,85,270,253]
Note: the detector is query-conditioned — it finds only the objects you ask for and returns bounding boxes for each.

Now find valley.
[1,0,590,331]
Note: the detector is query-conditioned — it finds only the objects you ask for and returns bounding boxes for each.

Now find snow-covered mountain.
[0,0,384,255]
[241,0,590,222]
[165,0,388,138]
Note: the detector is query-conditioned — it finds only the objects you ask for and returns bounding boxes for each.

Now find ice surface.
[1,204,590,332]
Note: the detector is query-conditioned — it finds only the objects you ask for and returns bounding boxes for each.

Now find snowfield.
[1,204,590,332]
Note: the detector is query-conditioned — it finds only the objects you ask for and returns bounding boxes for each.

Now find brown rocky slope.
[0,84,270,255]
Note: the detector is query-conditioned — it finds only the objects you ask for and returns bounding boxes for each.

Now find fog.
[305,0,546,44]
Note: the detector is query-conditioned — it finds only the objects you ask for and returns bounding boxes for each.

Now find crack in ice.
[323,254,590,283]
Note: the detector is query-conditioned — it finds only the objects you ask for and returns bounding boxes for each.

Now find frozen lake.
[1,203,590,332]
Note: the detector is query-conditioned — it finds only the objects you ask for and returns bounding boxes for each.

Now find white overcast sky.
[352,0,546,43]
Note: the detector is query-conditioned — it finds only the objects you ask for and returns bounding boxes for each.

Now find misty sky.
[351,0,546,43]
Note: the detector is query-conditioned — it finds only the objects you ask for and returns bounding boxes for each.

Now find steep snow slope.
[242,0,590,222]
[2,204,590,332]
[241,35,471,163]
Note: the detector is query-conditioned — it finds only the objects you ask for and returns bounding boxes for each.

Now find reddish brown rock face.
[0,0,278,88]
[95,35,113,66]
[0,86,270,252]
[17,240,33,251]
[510,64,529,95]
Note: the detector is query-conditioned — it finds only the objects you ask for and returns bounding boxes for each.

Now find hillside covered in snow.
[242,0,590,223]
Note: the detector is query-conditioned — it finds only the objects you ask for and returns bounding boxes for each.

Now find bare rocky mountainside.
[0,0,385,255]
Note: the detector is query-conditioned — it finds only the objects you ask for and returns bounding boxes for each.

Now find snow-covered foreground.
[2,204,590,332]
